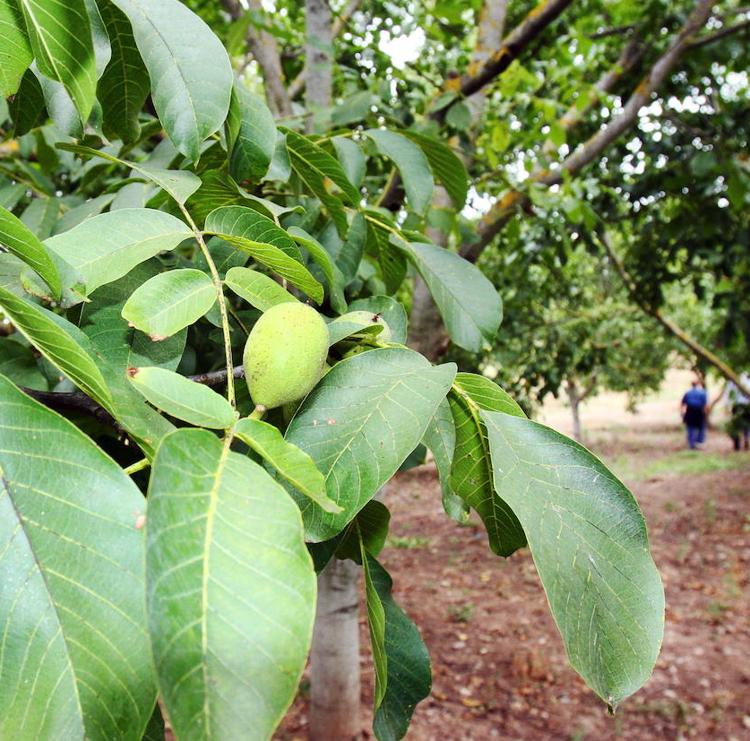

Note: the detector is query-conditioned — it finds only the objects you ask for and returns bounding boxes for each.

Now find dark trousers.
[686,424,705,450]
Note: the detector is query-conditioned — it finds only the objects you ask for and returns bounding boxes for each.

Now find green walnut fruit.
[244,303,329,409]
[339,310,393,342]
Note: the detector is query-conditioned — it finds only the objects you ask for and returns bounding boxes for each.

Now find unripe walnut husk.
[243,303,329,409]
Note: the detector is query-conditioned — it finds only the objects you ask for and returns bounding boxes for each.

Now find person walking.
[681,379,708,450]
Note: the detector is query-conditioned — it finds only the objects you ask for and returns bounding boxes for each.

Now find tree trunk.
[309,558,361,741]
[304,0,333,133]
[220,0,293,117]
[303,3,362,739]
[566,379,583,442]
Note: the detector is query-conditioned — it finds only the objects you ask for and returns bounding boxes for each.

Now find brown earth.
[278,404,750,740]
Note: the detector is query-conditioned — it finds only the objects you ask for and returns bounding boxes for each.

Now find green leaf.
[348,296,407,344]
[335,500,390,562]
[327,312,386,345]
[81,261,186,372]
[129,366,235,429]
[122,268,216,339]
[404,130,468,209]
[111,0,233,161]
[332,136,366,188]
[370,555,431,741]
[36,71,82,138]
[0,204,61,298]
[98,0,150,143]
[445,101,471,130]
[282,127,358,235]
[8,69,45,135]
[84,0,111,78]
[400,241,502,352]
[18,0,97,119]
[448,375,526,557]
[364,211,407,294]
[423,397,467,522]
[362,541,388,709]
[147,428,316,739]
[481,412,665,706]
[52,193,116,234]
[454,372,525,418]
[0,253,26,296]
[288,226,347,313]
[0,376,156,738]
[0,287,113,408]
[57,144,202,205]
[228,83,276,184]
[264,131,291,182]
[185,169,248,225]
[79,267,177,456]
[285,348,456,541]
[319,211,366,283]
[205,206,324,303]
[205,204,300,258]
[234,417,340,513]
[224,266,299,312]
[365,129,434,214]
[0,0,32,96]
[20,194,58,237]
[283,128,359,204]
[0,337,47,389]
[43,207,192,298]
[331,90,374,127]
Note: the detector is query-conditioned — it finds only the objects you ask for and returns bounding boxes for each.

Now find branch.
[543,33,645,153]
[589,24,637,40]
[598,229,750,399]
[22,388,121,427]
[223,0,293,117]
[689,17,750,48]
[461,0,718,262]
[465,0,509,121]
[288,0,362,101]
[188,365,246,387]
[438,0,573,117]
[578,375,598,403]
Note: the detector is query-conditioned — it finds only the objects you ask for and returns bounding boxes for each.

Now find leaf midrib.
[200,434,233,737]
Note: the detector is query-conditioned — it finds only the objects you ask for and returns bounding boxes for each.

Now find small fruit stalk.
[244,303,329,411]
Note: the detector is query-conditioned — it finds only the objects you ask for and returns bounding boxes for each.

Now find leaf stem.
[178,205,236,408]
[124,458,150,476]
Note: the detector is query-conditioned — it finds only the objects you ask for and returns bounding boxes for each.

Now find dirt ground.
[278,374,750,740]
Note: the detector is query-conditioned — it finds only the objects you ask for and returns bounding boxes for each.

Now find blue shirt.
[682,387,707,409]
[682,387,707,427]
